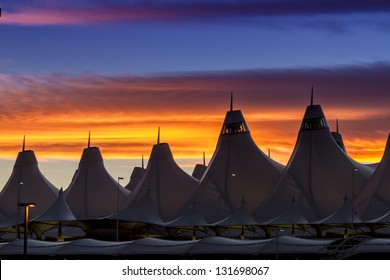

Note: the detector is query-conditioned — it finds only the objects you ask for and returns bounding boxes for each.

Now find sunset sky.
[0,0,389,189]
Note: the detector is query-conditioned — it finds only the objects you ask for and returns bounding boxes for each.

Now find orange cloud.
[0,64,389,168]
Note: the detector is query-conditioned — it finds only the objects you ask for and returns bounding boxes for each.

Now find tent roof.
[314,197,362,225]
[256,101,373,223]
[125,167,146,192]
[188,236,269,255]
[33,188,77,223]
[121,143,198,221]
[192,164,207,180]
[188,108,283,223]
[119,238,196,255]
[167,202,210,227]
[106,189,164,225]
[0,150,58,221]
[263,200,309,225]
[64,147,130,220]
[355,133,390,221]
[214,199,258,226]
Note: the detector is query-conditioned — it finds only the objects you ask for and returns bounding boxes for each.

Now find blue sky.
[0,0,390,188]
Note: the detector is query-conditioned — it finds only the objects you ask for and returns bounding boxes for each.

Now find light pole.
[18,202,36,259]
[228,173,236,238]
[17,181,23,239]
[351,168,358,237]
[116,177,123,242]
[276,228,284,260]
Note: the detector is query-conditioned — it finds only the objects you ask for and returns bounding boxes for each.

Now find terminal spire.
[230,91,233,111]
[157,127,160,144]
[268,148,271,158]
[336,118,339,134]
[88,131,91,148]
[22,135,25,152]
[203,152,206,166]
[310,86,314,106]
[142,154,144,169]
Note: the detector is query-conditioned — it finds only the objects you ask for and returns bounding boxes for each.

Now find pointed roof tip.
[22,135,25,152]
[87,131,91,148]
[157,126,160,144]
[59,187,64,195]
[310,86,314,106]
[230,91,233,111]
[203,151,206,166]
[268,148,271,158]
[336,118,339,133]
[141,154,144,169]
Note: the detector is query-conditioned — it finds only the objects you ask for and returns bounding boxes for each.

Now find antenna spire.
[22,135,25,152]
[336,118,339,133]
[142,154,144,169]
[157,127,160,144]
[203,152,206,166]
[268,148,271,158]
[310,86,314,106]
[88,131,91,148]
[230,91,233,111]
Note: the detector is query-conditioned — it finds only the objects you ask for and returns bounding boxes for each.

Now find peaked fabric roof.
[33,188,77,223]
[167,202,209,227]
[64,146,130,220]
[214,199,257,226]
[264,200,309,226]
[0,149,58,221]
[187,107,284,222]
[256,99,373,223]
[106,189,163,225]
[331,119,346,153]
[192,164,207,180]
[125,167,146,192]
[314,196,362,225]
[355,133,390,221]
[121,142,198,221]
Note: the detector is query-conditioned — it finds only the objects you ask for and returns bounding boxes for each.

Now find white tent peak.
[331,118,347,153]
[0,149,58,221]
[122,142,198,221]
[256,99,373,223]
[64,146,130,220]
[188,106,284,222]
[355,132,390,220]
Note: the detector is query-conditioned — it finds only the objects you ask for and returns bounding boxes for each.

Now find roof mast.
[157,127,160,144]
[230,91,233,111]
[22,135,25,152]
[88,131,91,148]
[310,86,314,106]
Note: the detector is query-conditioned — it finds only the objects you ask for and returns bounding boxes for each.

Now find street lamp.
[116,177,124,242]
[228,173,236,238]
[18,202,36,259]
[276,228,284,260]
[17,181,23,239]
[351,168,358,237]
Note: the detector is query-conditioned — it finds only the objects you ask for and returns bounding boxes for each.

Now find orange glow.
[0,71,388,178]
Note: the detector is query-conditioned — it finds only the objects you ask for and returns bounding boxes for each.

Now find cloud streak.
[0,62,389,164]
[1,0,390,26]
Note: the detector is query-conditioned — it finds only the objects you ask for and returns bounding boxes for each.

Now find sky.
[0,0,389,189]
